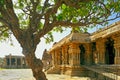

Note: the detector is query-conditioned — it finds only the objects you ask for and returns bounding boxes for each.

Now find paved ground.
[0,69,91,80]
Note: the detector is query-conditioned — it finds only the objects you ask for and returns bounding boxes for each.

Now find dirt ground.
[0,69,91,80]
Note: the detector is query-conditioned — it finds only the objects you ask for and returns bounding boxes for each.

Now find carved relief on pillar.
[68,43,80,66]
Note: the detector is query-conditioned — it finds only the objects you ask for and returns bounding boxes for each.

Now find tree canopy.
[0,0,120,43]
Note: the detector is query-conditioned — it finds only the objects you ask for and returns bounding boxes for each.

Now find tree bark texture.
[25,53,48,80]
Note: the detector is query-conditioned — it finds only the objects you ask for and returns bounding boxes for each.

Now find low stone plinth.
[61,65,88,77]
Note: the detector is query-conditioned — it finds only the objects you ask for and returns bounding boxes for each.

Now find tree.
[0,0,120,80]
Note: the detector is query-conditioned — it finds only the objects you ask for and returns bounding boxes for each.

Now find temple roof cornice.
[49,32,91,52]
[91,21,120,41]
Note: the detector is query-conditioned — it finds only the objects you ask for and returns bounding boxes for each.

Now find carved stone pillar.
[96,41,100,64]
[68,43,80,66]
[84,43,92,65]
[61,46,69,65]
[66,46,69,65]
[54,50,58,65]
[55,50,57,65]
[100,39,106,64]
[64,46,69,65]
[57,48,62,65]
[114,37,120,64]
[96,39,106,64]
[62,46,65,65]
[61,46,69,74]
[51,51,55,66]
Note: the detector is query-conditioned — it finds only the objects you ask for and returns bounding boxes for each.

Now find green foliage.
[0,13,2,17]
[45,32,53,44]
[0,0,4,7]
[0,31,9,41]
[3,32,9,37]
[18,0,28,8]
[53,27,63,33]
[37,22,44,30]
[72,27,88,33]
[56,2,92,22]
[55,1,120,29]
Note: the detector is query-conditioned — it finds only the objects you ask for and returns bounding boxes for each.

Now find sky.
[0,15,120,59]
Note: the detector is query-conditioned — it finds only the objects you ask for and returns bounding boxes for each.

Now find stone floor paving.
[0,69,91,80]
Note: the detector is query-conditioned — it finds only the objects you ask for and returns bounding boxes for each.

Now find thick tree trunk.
[15,29,48,80]
[25,53,48,80]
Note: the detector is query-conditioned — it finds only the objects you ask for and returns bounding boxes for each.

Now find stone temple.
[44,21,120,80]
[3,54,29,68]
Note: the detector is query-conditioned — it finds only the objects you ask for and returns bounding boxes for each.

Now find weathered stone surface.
[42,49,52,61]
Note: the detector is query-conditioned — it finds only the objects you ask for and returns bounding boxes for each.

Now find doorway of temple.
[105,38,115,64]
[79,45,85,65]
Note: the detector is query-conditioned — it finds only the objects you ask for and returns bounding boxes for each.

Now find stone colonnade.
[94,35,120,65]
[4,54,27,68]
[51,37,120,69]
[51,42,92,66]
[49,42,92,75]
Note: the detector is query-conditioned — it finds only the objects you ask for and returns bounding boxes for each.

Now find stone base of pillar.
[47,65,61,74]
[115,57,120,64]
[61,65,88,77]
[61,65,66,74]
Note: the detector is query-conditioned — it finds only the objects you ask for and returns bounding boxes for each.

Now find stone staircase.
[46,65,61,74]
[82,65,120,80]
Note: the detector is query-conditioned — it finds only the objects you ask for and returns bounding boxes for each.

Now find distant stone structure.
[3,54,29,68]
[47,21,120,79]
[42,49,52,71]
